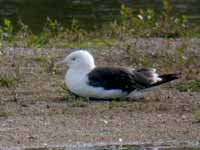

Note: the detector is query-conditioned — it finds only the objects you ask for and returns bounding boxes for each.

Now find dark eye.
[72,57,76,61]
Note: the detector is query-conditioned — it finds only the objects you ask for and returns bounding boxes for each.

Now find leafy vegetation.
[176,80,200,92]
[0,0,199,48]
[34,54,54,70]
[0,19,14,41]
[0,64,22,88]
[108,0,188,38]
[0,74,18,87]
[194,110,200,123]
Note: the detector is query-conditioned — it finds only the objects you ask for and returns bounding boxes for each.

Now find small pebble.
[103,119,108,124]
[182,115,187,120]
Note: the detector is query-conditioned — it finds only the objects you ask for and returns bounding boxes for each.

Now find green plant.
[34,54,56,73]
[34,54,51,64]
[0,18,14,41]
[0,111,14,117]
[26,33,48,48]
[70,98,88,107]
[0,1,198,48]
[109,101,128,109]
[115,0,189,37]
[43,17,63,37]
[16,19,32,40]
[26,18,63,47]
[194,110,200,122]
[64,19,86,43]
[0,74,18,87]
[176,80,200,92]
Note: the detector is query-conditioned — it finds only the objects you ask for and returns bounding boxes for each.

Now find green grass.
[194,110,200,122]
[109,101,129,109]
[0,0,199,48]
[34,54,57,73]
[176,80,200,92]
[34,55,51,63]
[108,100,169,112]
[61,38,115,49]
[0,18,13,41]
[0,111,14,117]
[0,74,18,87]
[70,99,88,107]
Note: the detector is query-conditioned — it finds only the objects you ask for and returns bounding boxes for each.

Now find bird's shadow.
[48,95,146,105]
[88,97,145,102]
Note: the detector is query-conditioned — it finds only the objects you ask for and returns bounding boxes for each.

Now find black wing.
[87,67,153,93]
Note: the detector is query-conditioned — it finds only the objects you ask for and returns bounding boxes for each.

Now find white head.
[59,50,95,71]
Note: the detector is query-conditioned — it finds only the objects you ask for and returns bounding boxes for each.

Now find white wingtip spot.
[152,72,162,83]
[152,68,156,73]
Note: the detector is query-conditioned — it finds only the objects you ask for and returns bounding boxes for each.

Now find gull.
[58,50,179,99]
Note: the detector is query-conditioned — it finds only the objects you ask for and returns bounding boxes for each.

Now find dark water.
[0,0,200,33]
[25,144,199,150]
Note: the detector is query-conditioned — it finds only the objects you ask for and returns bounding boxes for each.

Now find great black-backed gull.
[58,50,179,99]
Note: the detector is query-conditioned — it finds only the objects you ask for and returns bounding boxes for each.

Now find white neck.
[68,67,94,76]
[65,64,95,83]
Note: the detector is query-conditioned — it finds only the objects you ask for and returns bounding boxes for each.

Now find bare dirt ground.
[0,38,200,149]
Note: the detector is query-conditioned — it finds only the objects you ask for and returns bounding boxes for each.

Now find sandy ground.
[0,38,200,149]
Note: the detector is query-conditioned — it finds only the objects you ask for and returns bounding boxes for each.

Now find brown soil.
[0,38,200,149]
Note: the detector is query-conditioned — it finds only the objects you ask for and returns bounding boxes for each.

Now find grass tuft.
[176,80,200,92]
[0,74,18,87]
[194,110,200,123]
